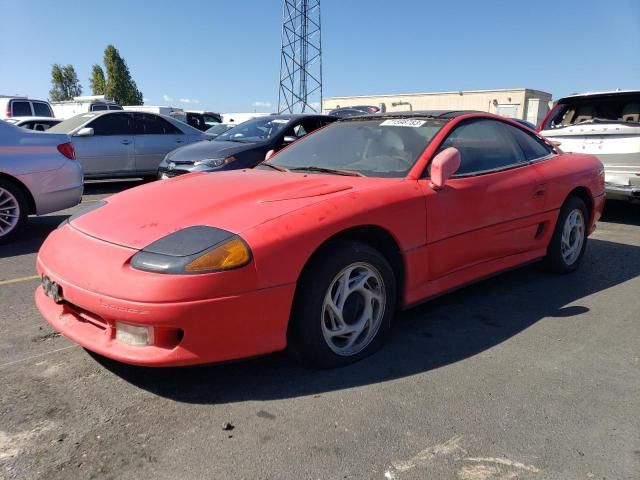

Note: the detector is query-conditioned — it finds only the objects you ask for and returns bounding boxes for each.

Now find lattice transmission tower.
[277,0,322,113]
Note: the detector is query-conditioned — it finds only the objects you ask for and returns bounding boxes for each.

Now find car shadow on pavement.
[0,214,68,258]
[601,199,640,226]
[83,179,148,196]
[92,237,640,404]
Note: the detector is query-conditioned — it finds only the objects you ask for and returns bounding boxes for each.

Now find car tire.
[542,195,589,274]
[287,241,397,369]
[0,179,28,244]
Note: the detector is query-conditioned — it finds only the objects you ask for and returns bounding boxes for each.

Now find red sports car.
[35,111,605,368]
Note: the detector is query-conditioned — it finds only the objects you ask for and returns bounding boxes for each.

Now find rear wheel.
[0,180,28,244]
[542,196,589,273]
[287,242,396,368]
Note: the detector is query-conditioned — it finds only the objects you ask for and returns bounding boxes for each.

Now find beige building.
[323,88,553,126]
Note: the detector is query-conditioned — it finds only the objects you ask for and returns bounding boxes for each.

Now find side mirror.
[283,135,297,144]
[75,127,94,137]
[429,147,461,191]
[265,149,275,161]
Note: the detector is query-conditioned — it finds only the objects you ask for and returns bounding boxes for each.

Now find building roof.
[325,88,552,101]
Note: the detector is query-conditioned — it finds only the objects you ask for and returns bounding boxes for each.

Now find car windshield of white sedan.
[262,119,445,177]
[215,117,289,143]
[47,113,98,133]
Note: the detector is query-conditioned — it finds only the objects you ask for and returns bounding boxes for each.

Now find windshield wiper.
[261,163,290,172]
[289,166,364,177]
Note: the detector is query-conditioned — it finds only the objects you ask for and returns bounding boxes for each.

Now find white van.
[51,95,123,119]
[539,90,640,202]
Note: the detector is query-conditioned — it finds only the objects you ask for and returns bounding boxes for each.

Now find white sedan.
[47,111,209,179]
[0,121,83,243]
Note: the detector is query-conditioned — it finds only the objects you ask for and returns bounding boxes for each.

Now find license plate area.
[41,275,64,304]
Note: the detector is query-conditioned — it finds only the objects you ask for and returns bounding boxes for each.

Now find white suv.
[0,96,54,119]
[539,91,640,203]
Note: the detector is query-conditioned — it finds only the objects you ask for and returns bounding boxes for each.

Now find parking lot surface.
[1,181,639,480]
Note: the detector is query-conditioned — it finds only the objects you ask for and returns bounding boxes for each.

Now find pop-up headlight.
[130,226,252,274]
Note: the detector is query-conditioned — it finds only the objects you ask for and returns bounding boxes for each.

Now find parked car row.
[33,110,605,370]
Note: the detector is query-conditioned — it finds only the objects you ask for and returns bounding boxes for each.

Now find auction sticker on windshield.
[380,119,426,127]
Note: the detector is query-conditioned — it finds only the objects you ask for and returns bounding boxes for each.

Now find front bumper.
[605,183,640,202]
[18,160,84,215]
[35,227,296,366]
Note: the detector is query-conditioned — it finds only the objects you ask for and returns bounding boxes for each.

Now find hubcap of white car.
[0,187,20,237]
[561,209,585,265]
[321,262,386,356]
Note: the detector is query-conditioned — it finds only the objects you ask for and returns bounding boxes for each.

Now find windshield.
[47,113,98,133]
[261,118,445,178]
[544,93,640,129]
[215,116,290,143]
[206,123,235,135]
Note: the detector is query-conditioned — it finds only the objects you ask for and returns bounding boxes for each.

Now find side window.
[22,122,35,130]
[91,104,108,111]
[438,119,526,176]
[505,124,553,161]
[89,113,133,136]
[288,120,318,139]
[203,114,220,127]
[186,113,205,130]
[134,113,182,135]
[32,102,52,117]
[11,101,32,116]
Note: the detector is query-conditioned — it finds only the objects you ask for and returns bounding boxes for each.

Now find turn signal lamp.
[185,238,250,272]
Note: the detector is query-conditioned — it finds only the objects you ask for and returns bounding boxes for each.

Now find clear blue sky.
[1,0,638,112]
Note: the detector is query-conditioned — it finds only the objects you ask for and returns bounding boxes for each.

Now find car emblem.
[41,275,64,304]
[168,162,176,170]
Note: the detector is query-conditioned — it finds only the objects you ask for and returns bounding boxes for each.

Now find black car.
[158,114,336,178]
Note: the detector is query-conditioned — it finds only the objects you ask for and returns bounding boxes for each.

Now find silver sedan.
[0,120,83,243]
[47,111,208,179]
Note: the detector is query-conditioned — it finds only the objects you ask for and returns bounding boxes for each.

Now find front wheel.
[287,242,397,368]
[542,196,589,273]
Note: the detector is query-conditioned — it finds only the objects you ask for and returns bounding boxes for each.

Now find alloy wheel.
[321,262,386,356]
[0,187,20,238]
[560,208,585,266]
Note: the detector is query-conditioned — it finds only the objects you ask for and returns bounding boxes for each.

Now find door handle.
[121,140,131,145]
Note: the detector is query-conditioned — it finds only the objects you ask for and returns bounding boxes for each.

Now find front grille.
[158,169,188,178]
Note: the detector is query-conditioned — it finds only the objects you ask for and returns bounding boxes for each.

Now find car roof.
[557,90,640,102]
[339,110,482,121]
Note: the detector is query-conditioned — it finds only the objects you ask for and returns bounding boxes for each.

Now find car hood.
[164,139,262,163]
[70,170,378,250]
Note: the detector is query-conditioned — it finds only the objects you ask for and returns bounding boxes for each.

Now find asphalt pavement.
[1,182,638,480]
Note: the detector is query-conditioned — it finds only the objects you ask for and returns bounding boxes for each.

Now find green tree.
[89,64,106,95]
[103,45,143,105]
[49,64,82,101]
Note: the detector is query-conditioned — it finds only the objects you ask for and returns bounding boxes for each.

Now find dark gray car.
[157,114,336,178]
